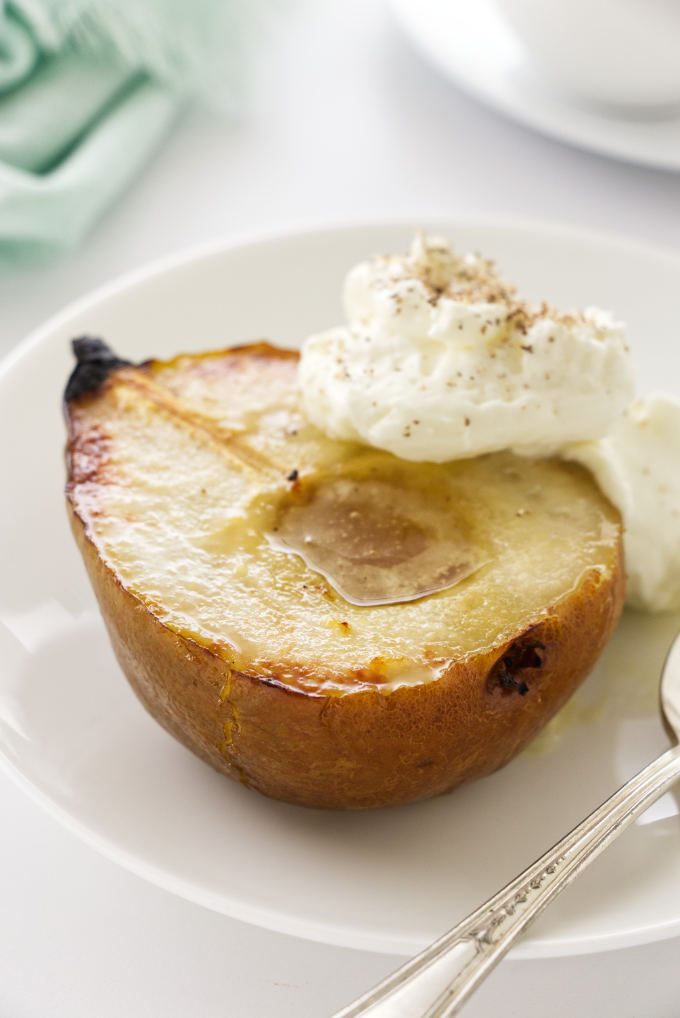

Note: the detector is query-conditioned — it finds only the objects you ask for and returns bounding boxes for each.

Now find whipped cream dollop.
[565,395,680,612]
[299,235,635,463]
[298,234,679,613]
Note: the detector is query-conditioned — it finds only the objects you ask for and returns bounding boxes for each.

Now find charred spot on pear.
[65,336,133,402]
[64,340,624,809]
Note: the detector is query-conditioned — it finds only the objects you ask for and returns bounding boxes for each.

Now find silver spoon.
[330,631,680,1018]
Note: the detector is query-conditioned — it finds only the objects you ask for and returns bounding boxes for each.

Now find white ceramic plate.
[391,0,680,171]
[1,219,680,959]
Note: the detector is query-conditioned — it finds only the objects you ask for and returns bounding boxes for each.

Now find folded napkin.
[0,0,282,261]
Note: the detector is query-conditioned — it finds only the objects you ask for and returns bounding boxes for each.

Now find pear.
[64,338,624,809]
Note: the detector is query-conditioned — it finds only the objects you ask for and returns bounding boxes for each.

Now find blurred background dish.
[390,0,680,170]
[494,0,680,112]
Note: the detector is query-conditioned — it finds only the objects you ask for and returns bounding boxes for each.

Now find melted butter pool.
[265,456,485,606]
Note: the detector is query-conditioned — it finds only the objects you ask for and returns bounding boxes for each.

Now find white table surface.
[2,2,680,1015]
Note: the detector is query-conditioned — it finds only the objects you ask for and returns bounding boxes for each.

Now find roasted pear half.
[64,338,625,809]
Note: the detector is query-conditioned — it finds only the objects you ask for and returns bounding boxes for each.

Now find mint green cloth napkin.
[0,3,179,260]
[0,0,286,261]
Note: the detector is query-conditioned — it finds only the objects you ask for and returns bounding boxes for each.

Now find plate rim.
[4,211,680,383]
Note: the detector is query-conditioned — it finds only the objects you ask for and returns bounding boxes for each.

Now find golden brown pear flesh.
[64,338,625,809]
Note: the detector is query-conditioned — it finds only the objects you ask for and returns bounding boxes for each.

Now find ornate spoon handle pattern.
[331,743,680,1018]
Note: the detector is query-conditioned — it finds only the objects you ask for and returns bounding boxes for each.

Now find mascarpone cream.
[298,234,679,613]
[299,235,635,462]
[566,394,680,612]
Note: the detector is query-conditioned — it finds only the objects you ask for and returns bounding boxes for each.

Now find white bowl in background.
[494,0,680,111]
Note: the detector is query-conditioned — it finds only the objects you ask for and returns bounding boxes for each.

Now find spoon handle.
[330,743,680,1018]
